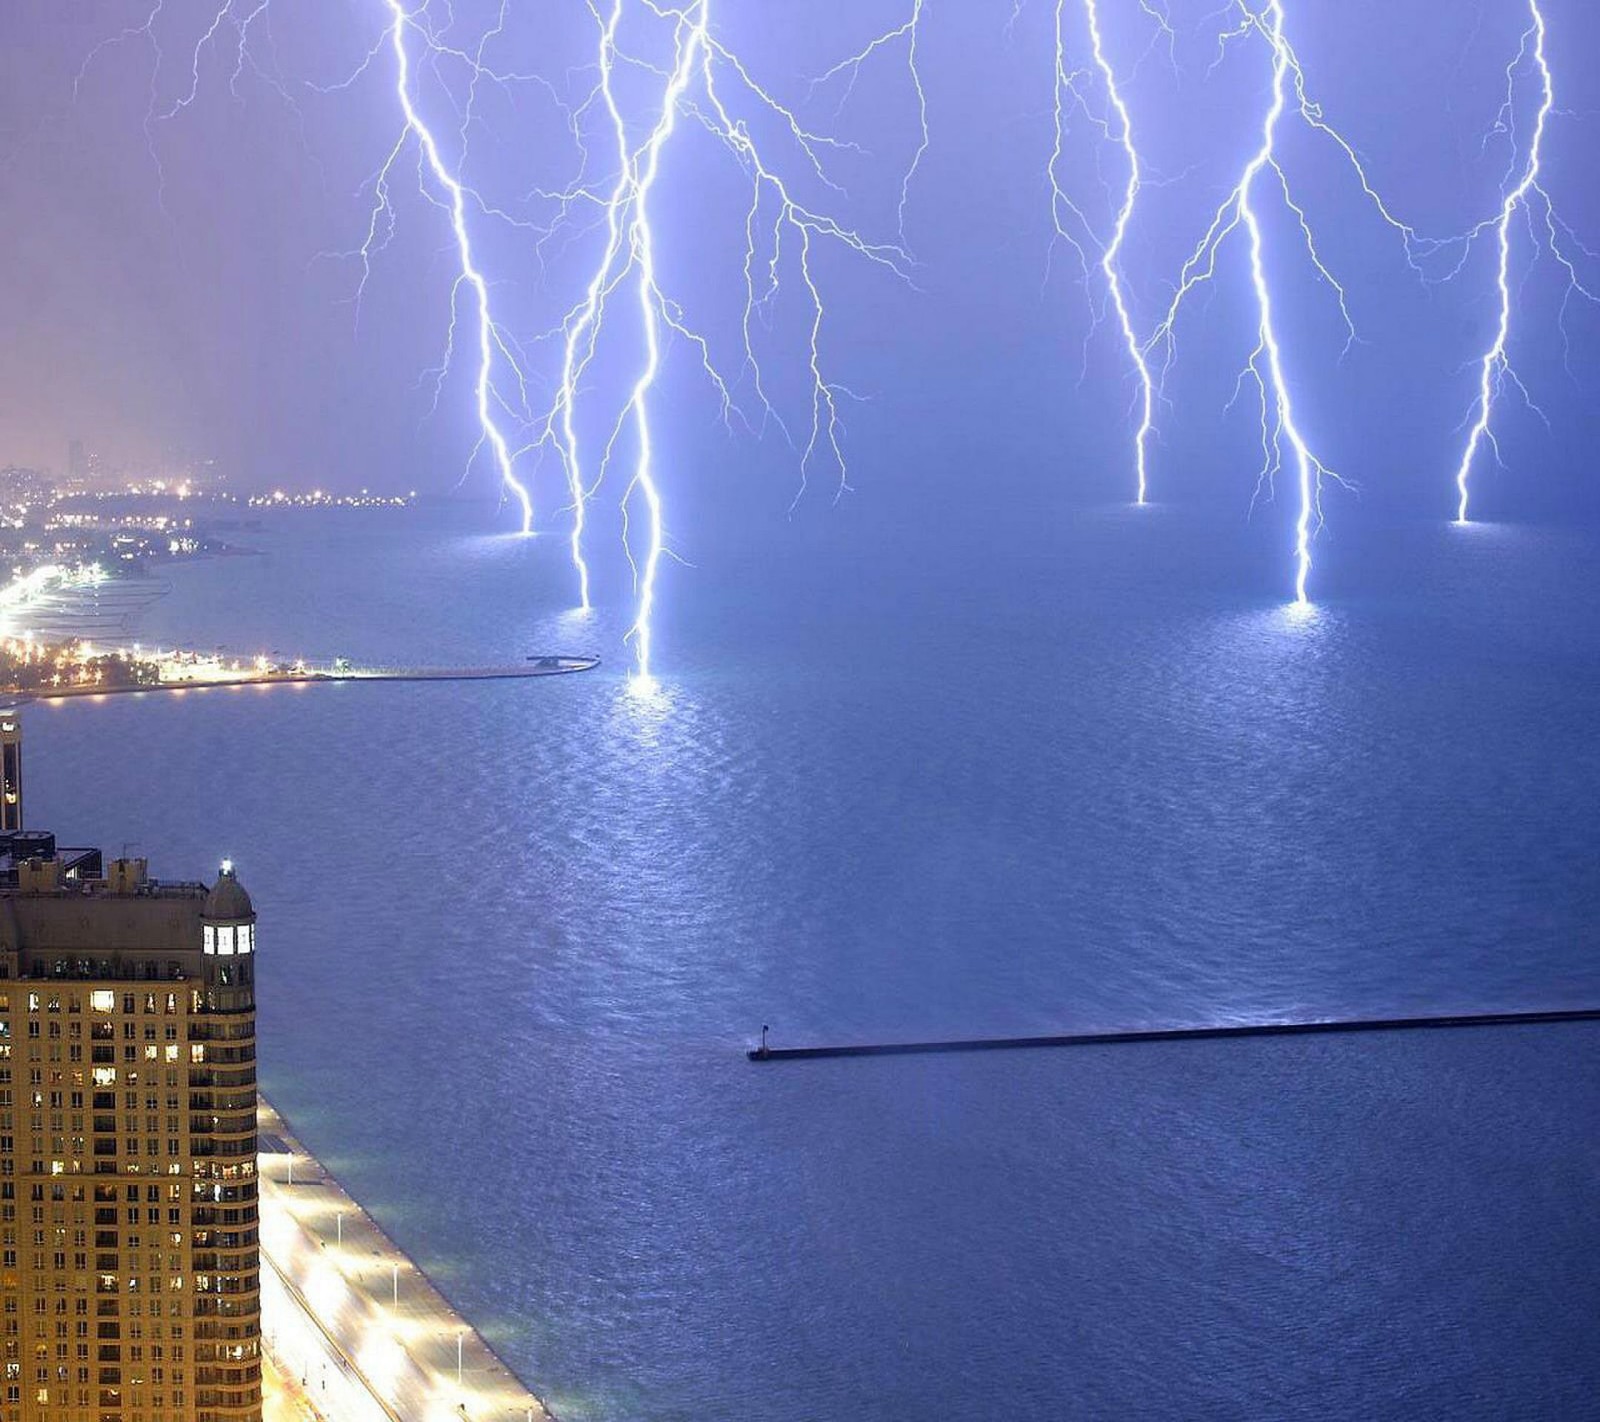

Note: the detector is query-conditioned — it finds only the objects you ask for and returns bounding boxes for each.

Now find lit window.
[201,929,214,956]
[90,993,114,1014]
[236,927,253,955]
[216,928,234,957]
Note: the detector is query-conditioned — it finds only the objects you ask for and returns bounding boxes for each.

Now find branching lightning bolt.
[808,1,928,244]
[616,1,703,688]
[373,0,535,532]
[1451,0,1597,524]
[534,0,919,683]
[75,0,305,216]
[1139,0,1423,604]
[1049,0,1158,504]
[1229,1,1326,606]
[77,1,596,553]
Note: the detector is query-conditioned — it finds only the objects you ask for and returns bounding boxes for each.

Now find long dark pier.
[747,1007,1600,1062]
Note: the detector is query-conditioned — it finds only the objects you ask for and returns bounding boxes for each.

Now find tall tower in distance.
[0,713,21,833]
[0,716,262,1422]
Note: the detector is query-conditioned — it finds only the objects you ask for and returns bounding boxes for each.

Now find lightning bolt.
[1451,0,1596,524]
[528,0,635,620]
[1140,0,1424,605]
[519,0,711,674]
[156,0,276,121]
[1134,0,1328,602]
[1049,0,1160,505]
[75,0,304,216]
[534,0,918,683]
[73,1,172,212]
[808,1,928,244]
[371,0,535,532]
[1224,2,1322,606]
[616,1,704,690]
[1083,1,1157,507]
[75,0,621,613]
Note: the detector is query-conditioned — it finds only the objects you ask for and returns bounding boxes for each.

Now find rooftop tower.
[1,712,20,833]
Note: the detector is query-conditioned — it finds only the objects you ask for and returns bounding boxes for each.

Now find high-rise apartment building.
[0,722,260,1422]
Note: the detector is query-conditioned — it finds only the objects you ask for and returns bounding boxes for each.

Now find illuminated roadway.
[261,1259,399,1422]
[258,1099,553,1422]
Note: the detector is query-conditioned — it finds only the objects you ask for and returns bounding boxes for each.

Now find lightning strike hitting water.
[535,0,919,681]
[528,0,635,619]
[617,2,705,688]
[1140,0,1429,604]
[1231,4,1323,604]
[1138,2,1326,602]
[1450,0,1596,524]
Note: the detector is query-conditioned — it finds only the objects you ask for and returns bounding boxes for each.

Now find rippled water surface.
[24,506,1600,1420]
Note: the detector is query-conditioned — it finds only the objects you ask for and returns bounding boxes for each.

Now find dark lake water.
[21,504,1600,1420]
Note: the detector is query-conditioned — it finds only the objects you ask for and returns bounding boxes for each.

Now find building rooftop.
[0,829,106,889]
[0,837,250,966]
[0,830,243,901]
[202,862,255,921]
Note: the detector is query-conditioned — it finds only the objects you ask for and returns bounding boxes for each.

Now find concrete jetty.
[258,1098,554,1422]
[747,1007,1600,1062]
[15,656,599,703]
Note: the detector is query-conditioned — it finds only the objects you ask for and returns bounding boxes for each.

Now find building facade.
[0,836,261,1422]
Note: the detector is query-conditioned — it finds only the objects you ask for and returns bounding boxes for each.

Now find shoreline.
[259,1096,557,1422]
[6,657,600,703]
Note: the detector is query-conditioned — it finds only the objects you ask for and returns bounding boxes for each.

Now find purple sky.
[2,0,1597,529]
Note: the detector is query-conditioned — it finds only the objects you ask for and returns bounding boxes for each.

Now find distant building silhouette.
[1,714,20,834]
